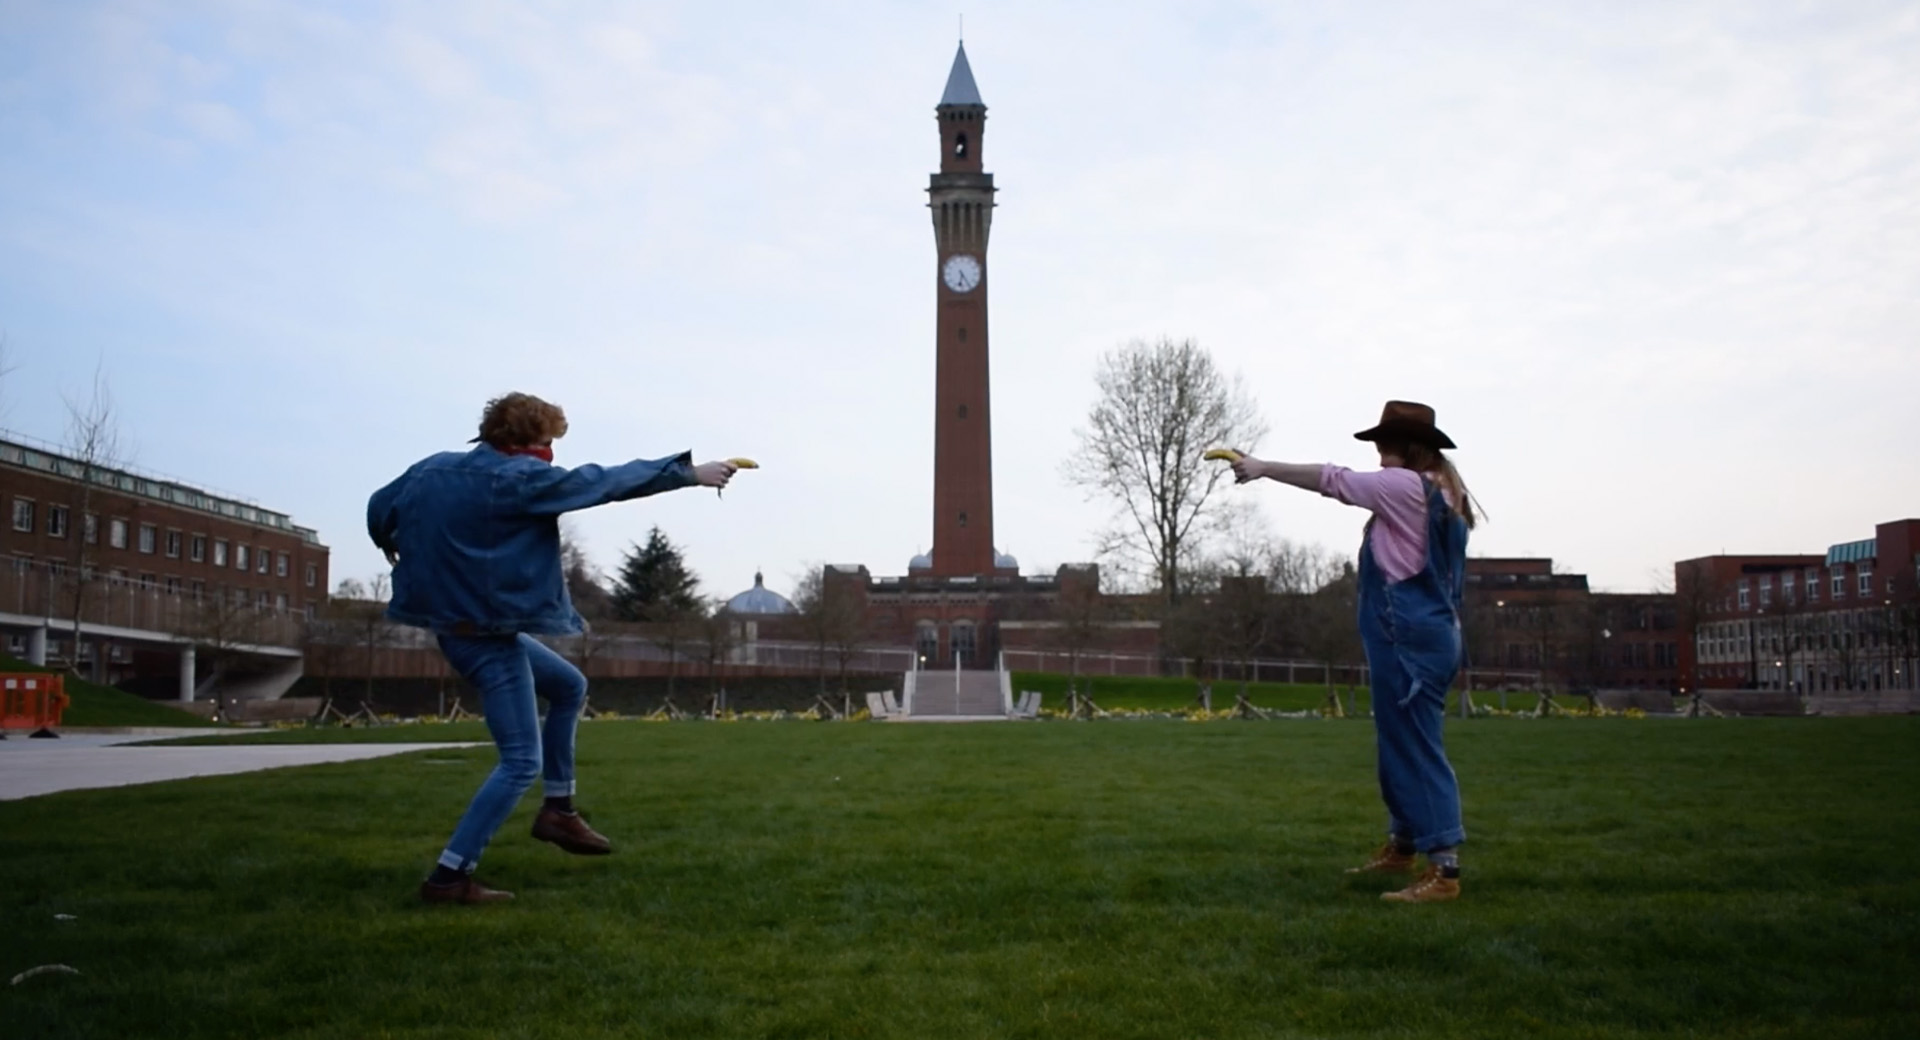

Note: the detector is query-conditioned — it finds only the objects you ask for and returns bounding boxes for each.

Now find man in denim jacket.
[368,392,737,904]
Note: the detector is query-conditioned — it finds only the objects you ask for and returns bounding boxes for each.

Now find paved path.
[0,732,485,801]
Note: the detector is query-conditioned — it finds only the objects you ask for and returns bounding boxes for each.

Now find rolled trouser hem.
[543,780,575,798]
[437,850,477,872]
[1414,828,1466,853]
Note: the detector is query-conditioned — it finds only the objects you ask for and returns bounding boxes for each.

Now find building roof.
[0,432,324,544]
[939,42,984,106]
[724,571,795,615]
[1826,539,1876,567]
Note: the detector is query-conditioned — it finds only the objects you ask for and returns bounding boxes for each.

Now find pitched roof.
[940,42,983,106]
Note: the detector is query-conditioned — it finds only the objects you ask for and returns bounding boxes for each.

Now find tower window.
[958,327,967,342]
[957,404,968,419]
[958,511,968,528]
[954,132,968,159]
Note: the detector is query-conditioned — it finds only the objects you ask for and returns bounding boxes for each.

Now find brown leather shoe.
[419,875,515,905]
[1345,841,1417,874]
[1381,866,1461,903]
[532,806,612,855]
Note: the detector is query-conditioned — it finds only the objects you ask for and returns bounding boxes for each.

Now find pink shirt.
[1319,465,1450,583]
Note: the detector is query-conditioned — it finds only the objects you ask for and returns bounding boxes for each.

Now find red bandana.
[503,445,554,463]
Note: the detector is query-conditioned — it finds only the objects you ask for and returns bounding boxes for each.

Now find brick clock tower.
[920,42,1014,579]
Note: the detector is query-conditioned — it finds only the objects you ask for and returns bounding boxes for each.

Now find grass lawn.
[1009,671,1584,715]
[1,654,219,729]
[3,718,1916,1038]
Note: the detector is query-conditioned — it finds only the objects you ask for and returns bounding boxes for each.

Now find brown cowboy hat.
[1353,400,1456,450]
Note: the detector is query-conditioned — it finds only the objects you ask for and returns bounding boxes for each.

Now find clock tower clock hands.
[926,41,999,578]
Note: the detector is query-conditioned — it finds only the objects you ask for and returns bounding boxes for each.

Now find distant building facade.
[0,433,329,696]
[1677,519,1920,693]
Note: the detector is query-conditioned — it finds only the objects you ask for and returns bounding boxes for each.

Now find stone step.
[910,670,1006,716]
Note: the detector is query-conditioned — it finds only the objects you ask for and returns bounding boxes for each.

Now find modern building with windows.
[1676,519,1919,694]
[0,432,330,702]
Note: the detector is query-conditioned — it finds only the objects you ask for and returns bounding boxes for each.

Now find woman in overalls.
[1233,401,1478,902]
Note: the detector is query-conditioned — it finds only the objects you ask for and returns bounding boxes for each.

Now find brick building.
[1677,518,1920,694]
[0,433,330,699]
[1461,558,1680,693]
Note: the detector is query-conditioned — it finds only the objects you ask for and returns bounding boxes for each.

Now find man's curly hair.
[476,392,569,448]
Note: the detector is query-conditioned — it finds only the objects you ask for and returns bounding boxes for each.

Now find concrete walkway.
[0,731,485,801]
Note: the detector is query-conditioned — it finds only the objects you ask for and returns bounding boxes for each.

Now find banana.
[725,458,760,469]
[1203,448,1244,462]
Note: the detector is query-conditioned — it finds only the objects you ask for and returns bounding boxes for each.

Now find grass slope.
[2,719,1916,1038]
[0,653,217,729]
[1009,670,1582,714]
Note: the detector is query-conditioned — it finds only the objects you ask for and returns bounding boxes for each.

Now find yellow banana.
[726,457,760,469]
[1203,448,1244,462]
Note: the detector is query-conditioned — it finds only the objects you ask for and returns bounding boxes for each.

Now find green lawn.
[0,653,218,729]
[3,719,1916,1038]
[1010,670,1585,715]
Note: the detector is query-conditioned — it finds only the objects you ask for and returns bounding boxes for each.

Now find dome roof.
[725,572,795,615]
[994,548,1018,570]
[909,551,932,571]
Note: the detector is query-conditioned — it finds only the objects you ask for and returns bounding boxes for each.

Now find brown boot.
[532,806,612,856]
[419,875,515,905]
[1381,866,1461,903]
[1345,841,1416,874]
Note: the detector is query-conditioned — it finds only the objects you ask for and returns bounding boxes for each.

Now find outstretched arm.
[515,453,736,516]
[1230,456,1323,492]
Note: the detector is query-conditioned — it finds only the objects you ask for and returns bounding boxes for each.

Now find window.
[1781,577,1794,605]
[1806,569,1819,602]
[109,518,128,549]
[164,576,182,596]
[255,589,270,611]
[11,498,33,532]
[915,623,939,663]
[190,579,205,602]
[1758,576,1771,607]
[235,545,249,571]
[275,592,288,613]
[83,513,98,544]
[1858,567,1873,596]
[1737,580,1750,610]
[1832,569,1845,598]
[257,548,270,574]
[276,552,289,578]
[214,540,229,567]
[305,562,317,588]
[138,572,157,590]
[138,524,157,554]
[951,622,977,664]
[48,505,70,538]
[190,535,206,562]
[165,530,182,558]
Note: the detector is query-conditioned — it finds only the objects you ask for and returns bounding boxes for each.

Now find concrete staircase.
[905,669,1009,718]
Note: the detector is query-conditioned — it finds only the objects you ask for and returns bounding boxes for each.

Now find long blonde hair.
[1388,439,1479,530]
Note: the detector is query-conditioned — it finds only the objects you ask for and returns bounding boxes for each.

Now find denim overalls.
[1357,477,1469,852]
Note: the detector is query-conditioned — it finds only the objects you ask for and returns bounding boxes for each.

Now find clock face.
[942,253,982,293]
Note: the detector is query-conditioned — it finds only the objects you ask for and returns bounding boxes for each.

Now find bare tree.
[1065,337,1267,604]
[334,575,394,708]
[183,583,268,720]
[1047,565,1109,708]
[61,362,124,680]
[793,565,868,701]
[699,598,737,714]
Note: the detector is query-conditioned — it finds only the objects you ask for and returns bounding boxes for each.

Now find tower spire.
[940,42,983,107]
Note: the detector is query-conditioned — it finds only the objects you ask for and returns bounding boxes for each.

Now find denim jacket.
[367,445,696,635]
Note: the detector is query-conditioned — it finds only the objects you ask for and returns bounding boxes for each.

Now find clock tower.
[924,42,1008,578]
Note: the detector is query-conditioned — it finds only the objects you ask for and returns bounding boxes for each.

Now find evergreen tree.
[612,526,703,623]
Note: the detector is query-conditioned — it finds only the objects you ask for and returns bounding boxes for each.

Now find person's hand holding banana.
[1204,447,1263,484]
[697,457,760,497]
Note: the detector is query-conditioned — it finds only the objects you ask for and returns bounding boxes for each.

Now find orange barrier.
[0,673,69,735]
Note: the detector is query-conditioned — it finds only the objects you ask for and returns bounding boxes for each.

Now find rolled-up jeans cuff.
[437,849,475,872]
[544,780,576,798]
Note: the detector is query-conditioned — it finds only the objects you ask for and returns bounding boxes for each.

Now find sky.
[1,0,1915,602]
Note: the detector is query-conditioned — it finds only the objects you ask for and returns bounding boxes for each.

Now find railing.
[0,559,305,649]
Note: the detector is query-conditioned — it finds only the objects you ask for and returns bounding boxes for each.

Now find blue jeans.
[435,633,588,872]
[1365,635,1467,853]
